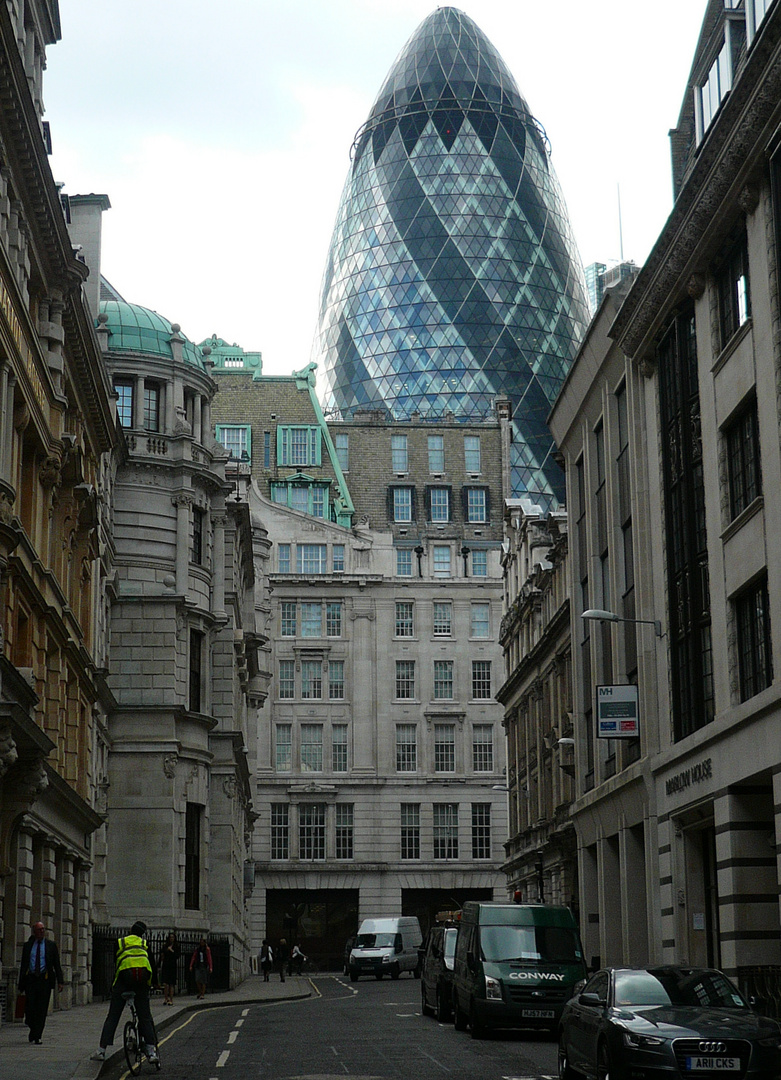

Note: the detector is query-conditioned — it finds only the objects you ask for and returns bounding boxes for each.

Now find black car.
[558,966,781,1080]
[420,925,458,1022]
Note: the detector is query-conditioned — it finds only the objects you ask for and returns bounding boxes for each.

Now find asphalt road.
[100,973,560,1080]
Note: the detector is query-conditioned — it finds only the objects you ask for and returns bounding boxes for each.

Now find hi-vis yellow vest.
[114,935,152,983]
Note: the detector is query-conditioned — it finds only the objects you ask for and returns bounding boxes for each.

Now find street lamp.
[581,608,662,638]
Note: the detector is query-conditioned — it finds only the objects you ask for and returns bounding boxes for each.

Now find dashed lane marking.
[216,1050,230,1067]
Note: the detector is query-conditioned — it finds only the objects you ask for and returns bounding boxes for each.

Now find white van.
[349,916,422,981]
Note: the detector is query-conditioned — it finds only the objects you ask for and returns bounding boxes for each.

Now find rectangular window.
[433,803,458,860]
[470,602,490,638]
[326,602,342,637]
[472,660,491,699]
[726,401,761,520]
[434,659,454,700]
[144,383,160,432]
[472,725,494,772]
[392,487,413,523]
[191,506,204,565]
[115,380,133,427]
[429,487,450,522]
[428,434,445,473]
[328,660,345,700]
[434,724,455,773]
[718,231,751,348]
[433,545,451,578]
[396,724,417,772]
[395,660,415,699]
[397,549,413,576]
[395,601,414,637]
[471,804,491,860]
[465,487,487,523]
[464,435,481,473]
[335,804,354,860]
[296,544,328,574]
[332,724,348,771]
[291,485,308,514]
[400,804,420,860]
[184,802,202,909]
[299,803,326,860]
[279,426,320,467]
[278,659,295,699]
[264,430,270,468]
[333,544,345,572]
[471,549,487,576]
[301,659,322,700]
[334,432,349,472]
[391,433,408,473]
[736,578,773,702]
[300,724,323,772]
[311,486,325,518]
[278,544,291,574]
[216,424,250,460]
[189,629,203,712]
[271,804,289,860]
[301,602,322,637]
[281,601,296,637]
[433,601,452,636]
[275,724,292,772]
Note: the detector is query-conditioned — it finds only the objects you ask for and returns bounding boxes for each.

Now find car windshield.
[355,933,398,949]
[479,925,582,964]
[615,969,749,1009]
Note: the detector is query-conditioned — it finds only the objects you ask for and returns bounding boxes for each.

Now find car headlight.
[757,1035,781,1049]
[485,975,502,1001]
[623,1030,665,1049]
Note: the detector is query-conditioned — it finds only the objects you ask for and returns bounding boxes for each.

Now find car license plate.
[521,1009,555,1019]
[685,1057,740,1071]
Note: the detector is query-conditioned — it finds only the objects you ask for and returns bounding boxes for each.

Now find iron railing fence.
[737,966,781,1020]
[92,927,230,1000]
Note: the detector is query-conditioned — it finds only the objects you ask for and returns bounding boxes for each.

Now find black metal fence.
[92,927,231,1001]
[737,966,781,1020]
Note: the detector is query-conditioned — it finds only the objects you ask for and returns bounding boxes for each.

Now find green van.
[451,902,586,1038]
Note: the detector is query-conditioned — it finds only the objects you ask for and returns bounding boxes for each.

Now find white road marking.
[241,1008,249,1016]
[227,1030,238,1044]
[235,1018,244,1027]
[216,1050,230,1067]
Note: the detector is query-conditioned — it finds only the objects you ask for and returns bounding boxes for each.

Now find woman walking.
[189,936,212,1000]
[159,932,179,1005]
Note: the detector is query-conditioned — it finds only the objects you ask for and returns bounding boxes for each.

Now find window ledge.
[711,316,752,376]
[720,494,763,543]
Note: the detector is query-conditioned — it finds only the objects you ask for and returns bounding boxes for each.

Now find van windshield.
[479,925,582,965]
[355,933,400,949]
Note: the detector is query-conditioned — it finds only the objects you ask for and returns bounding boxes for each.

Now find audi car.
[558,966,781,1080]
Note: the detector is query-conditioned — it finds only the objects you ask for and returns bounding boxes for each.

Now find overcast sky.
[45,1,706,376]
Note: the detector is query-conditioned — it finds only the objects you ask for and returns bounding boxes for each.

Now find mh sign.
[596,684,639,739]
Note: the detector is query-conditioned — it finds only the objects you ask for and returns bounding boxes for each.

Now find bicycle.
[122,991,161,1074]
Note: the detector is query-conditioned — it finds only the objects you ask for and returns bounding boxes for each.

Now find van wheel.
[391,965,400,980]
[470,1003,486,1039]
[375,973,383,980]
[421,982,434,1016]
[436,987,451,1023]
[413,965,421,979]
[349,968,358,982]
[454,999,468,1031]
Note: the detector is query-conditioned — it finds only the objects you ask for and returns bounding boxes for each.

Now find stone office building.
[550,0,781,991]
[211,355,510,963]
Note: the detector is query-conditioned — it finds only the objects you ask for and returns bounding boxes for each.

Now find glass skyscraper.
[313,7,590,504]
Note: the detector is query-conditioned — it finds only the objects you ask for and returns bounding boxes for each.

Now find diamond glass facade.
[313,7,590,504]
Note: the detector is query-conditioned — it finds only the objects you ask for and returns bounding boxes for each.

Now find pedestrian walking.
[159,931,179,1005]
[290,943,307,975]
[258,939,273,981]
[190,936,212,999]
[18,920,64,1045]
[277,938,290,982]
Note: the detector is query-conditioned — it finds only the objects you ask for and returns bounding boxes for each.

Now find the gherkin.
[313,7,590,504]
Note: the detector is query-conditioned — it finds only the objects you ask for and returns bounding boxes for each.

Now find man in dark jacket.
[18,920,64,1044]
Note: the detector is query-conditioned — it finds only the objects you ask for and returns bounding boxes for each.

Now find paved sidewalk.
[0,974,313,1080]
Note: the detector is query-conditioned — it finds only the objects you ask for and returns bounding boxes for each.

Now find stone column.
[212,513,226,616]
[0,360,9,481]
[165,380,175,434]
[349,598,377,771]
[4,373,16,481]
[133,376,145,429]
[202,399,211,442]
[193,394,202,444]
[173,494,193,594]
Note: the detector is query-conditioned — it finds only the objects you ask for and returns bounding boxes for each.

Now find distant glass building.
[313,7,590,504]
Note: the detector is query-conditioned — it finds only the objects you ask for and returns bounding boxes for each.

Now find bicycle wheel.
[123,1018,142,1075]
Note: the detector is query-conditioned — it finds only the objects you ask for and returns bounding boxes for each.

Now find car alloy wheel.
[558,1033,578,1080]
[597,1041,611,1080]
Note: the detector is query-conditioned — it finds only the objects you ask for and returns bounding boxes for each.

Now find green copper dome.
[98,300,206,369]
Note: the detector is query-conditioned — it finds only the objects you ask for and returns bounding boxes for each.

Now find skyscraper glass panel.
[313,7,590,505]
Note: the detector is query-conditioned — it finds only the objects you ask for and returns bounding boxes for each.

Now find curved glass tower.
[313,7,590,504]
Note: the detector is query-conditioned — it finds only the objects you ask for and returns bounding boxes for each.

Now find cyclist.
[90,921,159,1063]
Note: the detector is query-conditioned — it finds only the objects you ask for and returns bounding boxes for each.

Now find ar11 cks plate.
[521,1009,555,1019]
[685,1057,740,1071]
